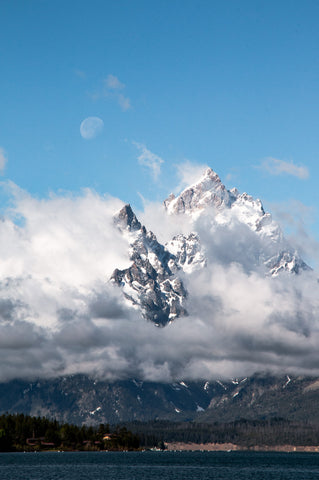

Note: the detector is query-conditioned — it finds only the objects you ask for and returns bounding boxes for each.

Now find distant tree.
[0,428,12,451]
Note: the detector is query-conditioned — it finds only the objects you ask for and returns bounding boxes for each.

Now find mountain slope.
[197,373,319,423]
[2,374,319,425]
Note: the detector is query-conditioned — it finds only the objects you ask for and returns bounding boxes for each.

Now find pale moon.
[80,117,104,140]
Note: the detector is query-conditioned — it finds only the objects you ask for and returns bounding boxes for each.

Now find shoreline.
[3,446,319,453]
[164,442,319,453]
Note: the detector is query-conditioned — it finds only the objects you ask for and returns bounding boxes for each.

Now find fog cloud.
[134,142,164,181]
[0,181,318,383]
[259,157,309,179]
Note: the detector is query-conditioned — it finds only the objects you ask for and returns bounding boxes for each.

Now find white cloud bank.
[0,175,318,383]
[260,157,309,179]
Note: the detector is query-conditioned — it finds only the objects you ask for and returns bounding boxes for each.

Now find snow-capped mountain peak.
[163,167,302,269]
[114,204,142,232]
[164,167,233,216]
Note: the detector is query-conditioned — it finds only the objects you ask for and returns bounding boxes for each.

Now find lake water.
[1,451,319,480]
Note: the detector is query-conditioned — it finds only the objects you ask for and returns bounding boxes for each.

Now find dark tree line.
[124,418,319,448]
[0,414,139,451]
[2,414,319,452]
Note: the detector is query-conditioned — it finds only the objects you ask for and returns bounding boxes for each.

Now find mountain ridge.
[1,373,319,425]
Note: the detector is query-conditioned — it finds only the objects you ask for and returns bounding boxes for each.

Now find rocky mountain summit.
[165,167,309,275]
[111,204,187,326]
[164,167,234,215]
[111,168,309,325]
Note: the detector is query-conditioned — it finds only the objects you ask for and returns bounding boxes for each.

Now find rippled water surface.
[1,451,319,480]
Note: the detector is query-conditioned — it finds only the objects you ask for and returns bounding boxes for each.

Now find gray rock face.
[111,205,187,326]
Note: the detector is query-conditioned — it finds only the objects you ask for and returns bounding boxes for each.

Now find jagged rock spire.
[114,204,142,232]
[111,204,188,326]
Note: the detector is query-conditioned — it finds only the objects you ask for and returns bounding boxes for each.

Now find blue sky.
[1,0,319,382]
[1,0,319,258]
